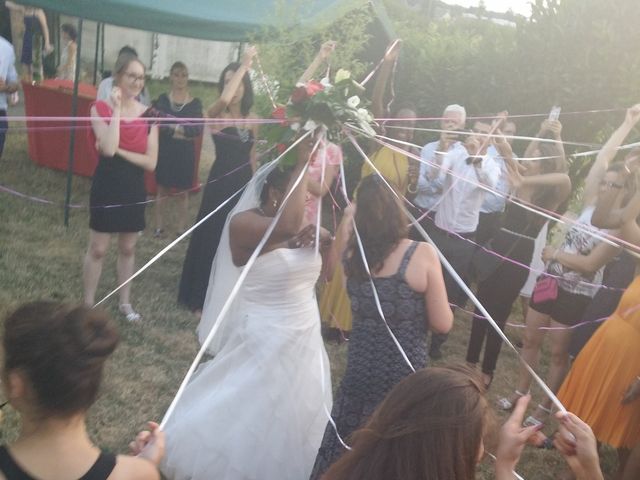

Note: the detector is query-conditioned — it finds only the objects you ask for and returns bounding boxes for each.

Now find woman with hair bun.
[0,301,164,479]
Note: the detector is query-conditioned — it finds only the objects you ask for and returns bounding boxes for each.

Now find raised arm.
[592,157,640,230]
[583,104,640,206]
[35,9,52,53]
[297,40,335,85]
[90,91,121,157]
[371,41,401,119]
[207,46,256,118]
[421,243,453,334]
[230,137,313,260]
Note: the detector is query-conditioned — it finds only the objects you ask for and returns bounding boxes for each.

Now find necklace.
[169,92,189,112]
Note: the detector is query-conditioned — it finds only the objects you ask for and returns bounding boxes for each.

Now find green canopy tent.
[18,0,393,224]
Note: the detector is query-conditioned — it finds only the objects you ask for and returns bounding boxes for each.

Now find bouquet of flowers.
[271,69,377,144]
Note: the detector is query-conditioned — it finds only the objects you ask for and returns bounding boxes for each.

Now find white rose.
[303,119,318,131]
[347,96,360,109]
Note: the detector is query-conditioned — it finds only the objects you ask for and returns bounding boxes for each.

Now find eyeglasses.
[123,72,145,83]
[599,181,624,189]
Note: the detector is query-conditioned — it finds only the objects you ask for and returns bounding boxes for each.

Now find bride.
[161,136,333,480]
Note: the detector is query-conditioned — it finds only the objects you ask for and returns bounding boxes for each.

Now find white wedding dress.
[161,247,332,480]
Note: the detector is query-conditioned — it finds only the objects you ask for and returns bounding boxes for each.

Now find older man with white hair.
[409,104,468,235]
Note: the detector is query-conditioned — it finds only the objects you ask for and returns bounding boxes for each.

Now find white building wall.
[61,16,238,82]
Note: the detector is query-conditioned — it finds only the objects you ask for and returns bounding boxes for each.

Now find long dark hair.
[324,366,491,480]
[218,61,254,117]
[343,175,408,281]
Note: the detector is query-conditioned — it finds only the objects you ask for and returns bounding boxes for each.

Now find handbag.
[532,275,559,304]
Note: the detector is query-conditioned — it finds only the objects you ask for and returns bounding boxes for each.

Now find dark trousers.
[466,261,529,374]
[429,226,477,352]
[476,211,504,247]
[0,110,7,158]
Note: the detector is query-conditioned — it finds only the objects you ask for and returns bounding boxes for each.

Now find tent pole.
[100,22,105,74]
[63,18,83,227]
[92,22,100,85]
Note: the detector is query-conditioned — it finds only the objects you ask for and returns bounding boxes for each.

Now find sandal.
[497,390,527,411]
[119,304,142,322]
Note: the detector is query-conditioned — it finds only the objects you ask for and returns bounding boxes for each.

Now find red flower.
[305,80,324,97]
[276,143,287,154]
[290,86,308,104]
[271,105,288,126]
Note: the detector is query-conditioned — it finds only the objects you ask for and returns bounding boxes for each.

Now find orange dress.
[558,275,640,448]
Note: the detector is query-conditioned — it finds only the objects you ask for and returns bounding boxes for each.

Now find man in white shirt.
[410,104,467,236]
[476,120,517,245]
[428,128,500,359]
[0,35,18,159]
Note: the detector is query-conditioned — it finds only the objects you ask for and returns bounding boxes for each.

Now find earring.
[272,199,278,208]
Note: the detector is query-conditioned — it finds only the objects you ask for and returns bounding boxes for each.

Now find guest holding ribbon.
[152,61,203,238]
[178,47,258,315]
[83,54,158,321]
[466,118,571,390]
[320,40,416,338]
[0,301,164,479]
[556,130,640,480]
[296,41,343,224]
[322,366,604,480]
[310,174,453,479]
[504,105,640,427]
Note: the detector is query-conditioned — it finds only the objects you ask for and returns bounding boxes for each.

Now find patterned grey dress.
[310,241,428,478]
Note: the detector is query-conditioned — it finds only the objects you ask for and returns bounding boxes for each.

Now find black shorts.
[529,283,592,326]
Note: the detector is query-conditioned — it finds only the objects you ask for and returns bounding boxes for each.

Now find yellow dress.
[558,275,640,448]
[360,145,409,195]
[319,146,410,332]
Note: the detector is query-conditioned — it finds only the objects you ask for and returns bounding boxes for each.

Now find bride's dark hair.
[343,174,408,281]
[260,166,293,206]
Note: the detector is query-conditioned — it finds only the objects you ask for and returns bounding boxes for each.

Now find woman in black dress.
[153,61,203,237]
[178,47,259,313]
[310,175,453,479]
[83,55,158,321]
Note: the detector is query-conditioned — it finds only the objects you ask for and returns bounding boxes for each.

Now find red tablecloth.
[23,79,203,193]
[23,79,98,177]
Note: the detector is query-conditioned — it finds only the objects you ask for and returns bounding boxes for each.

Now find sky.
[441,0,532,16]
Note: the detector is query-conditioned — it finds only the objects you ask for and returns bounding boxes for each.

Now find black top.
[310,241,427,479]
[152,93,204,189]
[0,446,116,480]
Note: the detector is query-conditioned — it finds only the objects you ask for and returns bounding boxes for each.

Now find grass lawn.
[0,119,618,479]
